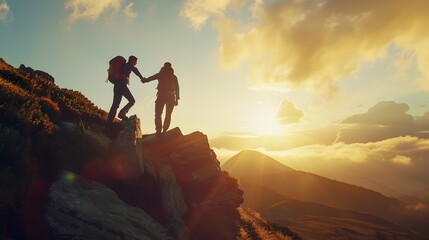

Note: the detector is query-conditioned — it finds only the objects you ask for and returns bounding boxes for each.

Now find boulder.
[46,171,171,240]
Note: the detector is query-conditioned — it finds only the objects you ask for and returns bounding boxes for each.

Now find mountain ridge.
[222,149,429,238]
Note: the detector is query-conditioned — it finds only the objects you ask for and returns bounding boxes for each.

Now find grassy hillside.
[0,58,107,136]
[264,199,427,240]
[237,207,300,240]
[0,58,109,218]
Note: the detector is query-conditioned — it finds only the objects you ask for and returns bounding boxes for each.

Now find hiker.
[107,55,144,123]
[142,62,180,136]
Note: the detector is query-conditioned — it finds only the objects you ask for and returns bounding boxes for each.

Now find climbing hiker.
[142,62,180,136]
[107,55,145,124]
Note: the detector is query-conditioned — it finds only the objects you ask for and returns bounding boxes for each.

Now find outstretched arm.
[143,73,159,83]
[131,66,144,79]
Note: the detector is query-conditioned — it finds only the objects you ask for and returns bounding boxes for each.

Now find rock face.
[46,119,192,240]
[112,116,156,180]
[46,171,171,240]
[141,128,244,240]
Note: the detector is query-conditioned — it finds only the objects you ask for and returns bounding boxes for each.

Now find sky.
[2,0,429,195]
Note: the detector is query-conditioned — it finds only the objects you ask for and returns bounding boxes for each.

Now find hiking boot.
[118,113,128,120]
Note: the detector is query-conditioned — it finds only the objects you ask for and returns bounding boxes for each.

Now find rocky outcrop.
[141,128,244,240]
[46,118,191,240]
[46,171,171,240]
[112,116,156,180]
[6,112,242,239]
[19,64,55,83]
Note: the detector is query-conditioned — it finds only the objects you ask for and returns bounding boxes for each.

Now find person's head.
[128,56,138,65]
[160,62,173,74]
[164,62,172,68]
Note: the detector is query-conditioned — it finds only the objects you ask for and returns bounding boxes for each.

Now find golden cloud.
[337,101,429,143]
[0,0,10,21]
[212,101,429,150]
[392,155,412,165]
[274,136,429,195]
[180,0,236,29]
[341,101,414,126]
[276,100,304,124]
[65,0,123,24]
[183,0,429,93]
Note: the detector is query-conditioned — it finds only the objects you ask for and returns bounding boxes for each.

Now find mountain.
[221,150,294,177]
[238,179,427,239]
[223,150,429,237]
[239,180,288,210]
[0,58,298,240]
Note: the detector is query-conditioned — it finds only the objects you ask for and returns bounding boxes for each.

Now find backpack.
[157,67,175,92]
[107,56,126,83]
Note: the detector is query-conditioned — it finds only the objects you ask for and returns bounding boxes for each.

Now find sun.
[247,109,284,136]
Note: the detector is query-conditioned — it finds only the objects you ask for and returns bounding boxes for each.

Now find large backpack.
[157,67,175,92]
[107,56,126,83]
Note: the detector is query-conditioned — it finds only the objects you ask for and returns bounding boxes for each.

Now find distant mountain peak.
[222,149,294,177]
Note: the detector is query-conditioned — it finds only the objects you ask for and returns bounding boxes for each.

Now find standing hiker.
[107,55,144,123]
[142,62,180,136]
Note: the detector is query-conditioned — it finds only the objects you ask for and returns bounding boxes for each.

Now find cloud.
[210,126,339,151]
[183,0,429,94]
[0,0,10,22]
[64,0,128,25]
[392,155,412,165]
[276,100,304,124]
[212,101,429,150]
[341,101,414,126]
[180,0,242,29]
[276,136,429,193]
[337,101,429,143]
[123,2,137,20]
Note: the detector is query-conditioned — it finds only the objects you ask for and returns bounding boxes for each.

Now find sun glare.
[247,109,284,136]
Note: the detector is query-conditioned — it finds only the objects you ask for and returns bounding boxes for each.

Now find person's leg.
[107,84,122,123]
[118,83,135,119]
[155,97,165,135]
[163,96,175,133]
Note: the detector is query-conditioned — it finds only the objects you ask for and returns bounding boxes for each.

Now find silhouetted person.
[143,62,180,136]
[107,56,144,123]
